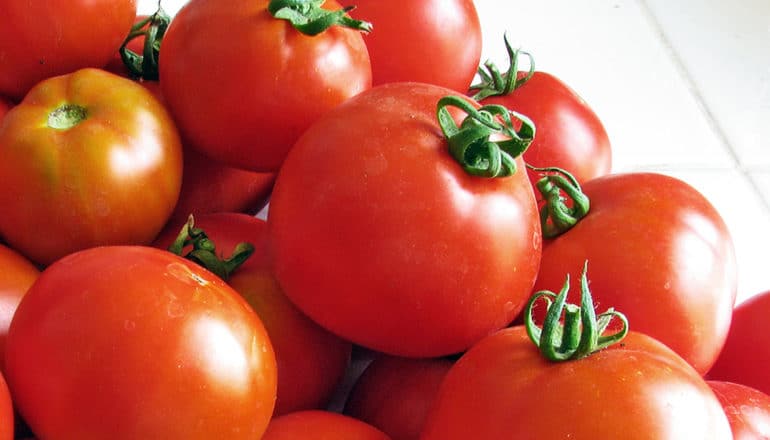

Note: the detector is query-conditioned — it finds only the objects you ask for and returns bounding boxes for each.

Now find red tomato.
[708,290,770,395]
[262,410,391,440]
[0,373,12,440]
[709,380,770,439]
[350,0,481,92]
[4,246,277,439]
[531,172,736,374]
[344,355,453,440]
[420,326,732,439]
[159,0,372,172]
[0,68,183,265]
[0,244,39,374]
[0,0,137,100]
[268,82,541,357]
[475,68,611,189]
[154,213,351,415]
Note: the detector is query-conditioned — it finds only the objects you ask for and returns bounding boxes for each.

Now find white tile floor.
[140,0,770,305]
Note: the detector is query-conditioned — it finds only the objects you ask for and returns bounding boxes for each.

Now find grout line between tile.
[636,0,770,214]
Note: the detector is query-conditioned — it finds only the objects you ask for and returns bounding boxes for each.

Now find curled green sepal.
[529,165,590,238]
[268,0,372,36]
[119,4,170,81]
[167,215,254,281]
[437,95,535,178]
[524,262,628,362]
[469,33,535,101]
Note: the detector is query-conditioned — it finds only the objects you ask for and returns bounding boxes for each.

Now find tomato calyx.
[524,262,628,361]
[529,166,590,238]
[167,215,254,281]
[47,103,88,130]
[268,0,373,36]
[119,4,170,81]
[469,33,535,101]
[437,95,535,178]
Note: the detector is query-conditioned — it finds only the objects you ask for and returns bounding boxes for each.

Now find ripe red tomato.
[159,0,372,172]
[154,213,351,415]
[344,355,453,440]
[4,245,277,439]
[472,50,611,189]
[0,97,11,119]
[262,410,391,440]
[0,68,183,265]
[0,0,137,100]
[350,0,481,92]
[532,172,737,374]
[708,290,770,395]
[268,82,541,357]
[0,244,39,373]
[420,326,733,439]
[709,380,770,439]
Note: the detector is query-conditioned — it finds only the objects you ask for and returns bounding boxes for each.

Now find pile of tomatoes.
[0,0,768,439]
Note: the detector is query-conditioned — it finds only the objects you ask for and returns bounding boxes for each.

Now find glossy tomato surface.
[709,380,770,439]
[262,410,391,440]
[4,246,277,439]
[0,373,12,440]
[0,244,39,373]
[268,82,541,357]
[479,71,612,189]
[420,327,733,439]
[532,172,737,374]
[0,68,183,265]
[345,355,453,440]
[160,0,371,172]
[350,0,481,92]
[708,290,770,396]
[155,213,351,415]
[0,0,137,100]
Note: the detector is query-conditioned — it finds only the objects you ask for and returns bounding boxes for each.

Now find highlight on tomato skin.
[0,244,39,375]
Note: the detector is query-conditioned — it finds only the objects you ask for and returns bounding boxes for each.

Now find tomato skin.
[0,97,11,119]
[0,373,12,440]
[478,71,612,189]
[708,290,770,395]
[262,410,391,440]
[420,327,733,439]
[4,245,277,440]
[350,0,481,92]
[344,355,453,440]
[269,82,541,357]
[0,0,137,100]
[531,172,736,374]
[169,149,275,224]
[160,0,372,172]
[0,68,183,266]
[154,213,351,415]
[709,380,770,439]
[0,244,39,374]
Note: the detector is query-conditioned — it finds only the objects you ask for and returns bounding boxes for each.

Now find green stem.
[524,261,628,362]
[119,3,170,81]
[48,104,87,130]
[469,33,535,101]
[268,0,372,36]
[528,165,590,238]
[167,216,254,281]
[436,95,535,178]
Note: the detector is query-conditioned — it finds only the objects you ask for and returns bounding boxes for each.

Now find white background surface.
[139,0,770,305]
